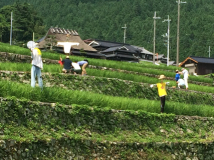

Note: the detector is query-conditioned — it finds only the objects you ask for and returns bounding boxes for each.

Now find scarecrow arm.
[150,84,157,88]
[166,82,170,85]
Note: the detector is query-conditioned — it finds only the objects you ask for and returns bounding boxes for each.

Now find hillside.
[1,0,214,62]
[0,42,214,159]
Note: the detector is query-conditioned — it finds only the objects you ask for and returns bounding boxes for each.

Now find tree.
[0,14,9,42]
[0,2,45,43]
[2,0,214,61]
[45,35,57,51]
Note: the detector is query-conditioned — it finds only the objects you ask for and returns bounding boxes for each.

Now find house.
[161,58,175,66]
[179,56,214,75]
[132,46,166,62]
[88,40,141,62]
[37,27,105,58]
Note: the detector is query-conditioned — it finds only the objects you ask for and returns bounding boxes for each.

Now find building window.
[141,54,145,59]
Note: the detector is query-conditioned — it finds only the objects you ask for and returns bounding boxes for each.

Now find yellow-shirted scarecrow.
[150,75,170,113]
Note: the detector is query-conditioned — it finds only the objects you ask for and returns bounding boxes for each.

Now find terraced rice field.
[0,42,214,159]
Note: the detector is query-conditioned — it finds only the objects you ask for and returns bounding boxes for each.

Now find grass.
[0,80,214,117]
[2,123,214,144]
[0,62,62,73]
[1,62,214,94]
[0,42,212,83]
[0,42,181,70]
[2,123,212,160]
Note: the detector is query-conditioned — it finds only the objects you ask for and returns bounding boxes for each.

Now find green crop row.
[0,42,181,71]
[0,45,213,83]
[2,71,214,106]
[0,42,212,83]
[0,80,214,117]
[1,62,214,94]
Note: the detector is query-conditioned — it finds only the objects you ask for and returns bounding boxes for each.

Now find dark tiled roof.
[132,45,153,54]
[105,54,117,58]
[94,39,128,47]
[92,40,141,53]
[85,52,106,57]
[190,56,214,64]
[37,36,46,43]
[101,45,141,54]
[72,50,105,57]
[101,46,119,53]
[116,54,139,59]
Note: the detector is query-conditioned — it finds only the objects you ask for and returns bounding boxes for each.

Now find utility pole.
[122,24,127,43]
[176,0,186,67]
[153,11,161,64]
[10,12,13,46]
[208,46,211,58]
[163,15,171,66]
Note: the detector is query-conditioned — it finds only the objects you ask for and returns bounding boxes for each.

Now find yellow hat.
[158,75,166,79]
[66,55,69,58]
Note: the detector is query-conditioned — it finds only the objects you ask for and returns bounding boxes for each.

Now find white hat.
[27,41,37,49]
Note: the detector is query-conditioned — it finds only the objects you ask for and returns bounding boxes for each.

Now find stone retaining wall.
[1,70,214,106]
[0,52,212,86]
[0,138,214,160]
[0,97,213,159]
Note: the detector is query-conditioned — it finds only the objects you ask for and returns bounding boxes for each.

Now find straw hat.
[66,55,69,58]
[158,75,166,79]
[176,70,179,73]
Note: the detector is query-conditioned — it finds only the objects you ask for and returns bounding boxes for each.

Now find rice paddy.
[0,42,214,118]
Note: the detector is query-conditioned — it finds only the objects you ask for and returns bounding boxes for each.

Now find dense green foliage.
[0,2,45,44]
[1,0,214,61]
[1,97,213,159]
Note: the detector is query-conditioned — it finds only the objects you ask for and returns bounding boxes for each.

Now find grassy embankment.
[0,42,212,84]
[0,62,213,94]
[0,80,213,117]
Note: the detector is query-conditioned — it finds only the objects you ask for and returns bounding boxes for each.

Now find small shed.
[179,56,214,75]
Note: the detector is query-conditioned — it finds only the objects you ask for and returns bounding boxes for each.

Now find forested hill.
[1,0,214,61]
